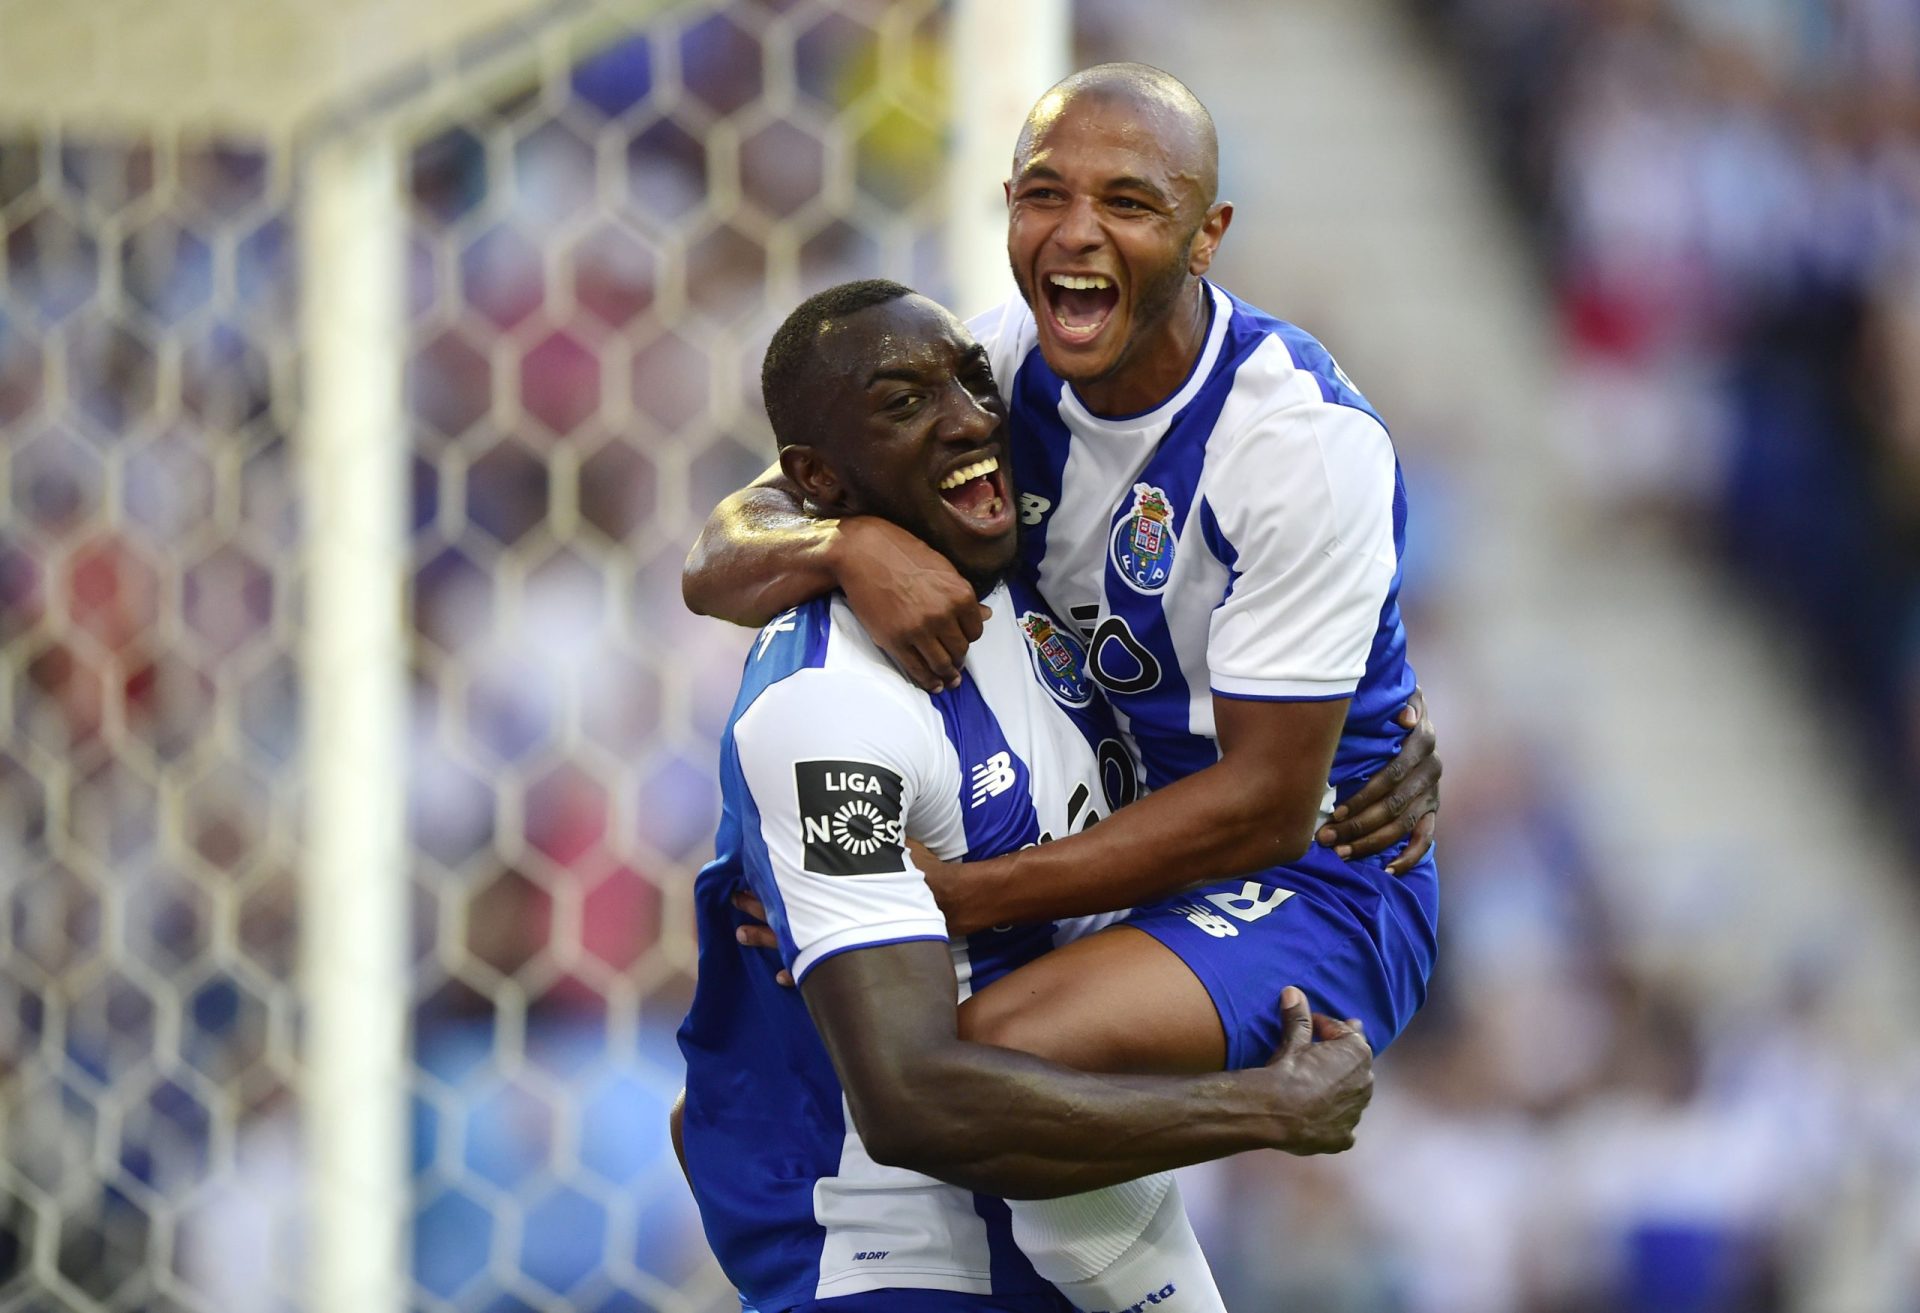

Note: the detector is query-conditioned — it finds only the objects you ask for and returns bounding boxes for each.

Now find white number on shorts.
[1205,881,1296,925]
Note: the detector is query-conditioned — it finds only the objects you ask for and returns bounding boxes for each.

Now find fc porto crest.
[1110,482,1178,593]
[1019,611,1093,707]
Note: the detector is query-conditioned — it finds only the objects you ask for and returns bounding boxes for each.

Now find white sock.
[1009,1175,1226,1312]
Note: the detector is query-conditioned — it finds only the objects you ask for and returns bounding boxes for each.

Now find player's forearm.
[682,485,838,626]
[940,762,1314,933]
[810,940,1363,1199]
[862,1047,1285,1199]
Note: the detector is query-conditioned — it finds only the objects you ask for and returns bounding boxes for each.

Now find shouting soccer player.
[686,62,1443,1294]
[677,280,1374,1312]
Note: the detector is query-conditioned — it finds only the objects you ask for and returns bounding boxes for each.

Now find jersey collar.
[1059,281,1233,436]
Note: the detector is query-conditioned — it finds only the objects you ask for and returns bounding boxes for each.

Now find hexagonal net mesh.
[1,1,953,1309]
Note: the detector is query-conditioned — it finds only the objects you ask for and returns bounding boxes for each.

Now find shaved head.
[1004,60,1234,414]
[1015,62,1219,211]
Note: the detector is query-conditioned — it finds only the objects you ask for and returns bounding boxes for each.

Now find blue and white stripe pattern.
[974,281,1417,796]
[678,579,1129,1311]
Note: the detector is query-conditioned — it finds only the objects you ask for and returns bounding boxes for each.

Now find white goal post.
[0,1,1066,1310]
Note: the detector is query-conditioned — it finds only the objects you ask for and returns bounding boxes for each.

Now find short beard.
[1009,230,1201,389]
[958,533,1018,600]
[1100,254,1192,385]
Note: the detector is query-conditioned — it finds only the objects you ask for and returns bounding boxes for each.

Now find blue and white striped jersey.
[677,577,1135,1312]
[972,281,1417,796]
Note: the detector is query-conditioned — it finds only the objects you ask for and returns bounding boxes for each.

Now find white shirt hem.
[1210,673,1360,701]
[791,918,952,982]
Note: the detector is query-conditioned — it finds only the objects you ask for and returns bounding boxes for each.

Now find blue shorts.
[1125,843,1439,1070]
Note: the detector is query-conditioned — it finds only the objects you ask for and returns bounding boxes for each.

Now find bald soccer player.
[686,65,1441,1295]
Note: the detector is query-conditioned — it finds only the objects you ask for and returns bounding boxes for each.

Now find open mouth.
[936,453,1013,532]
[1043,272,1120,345]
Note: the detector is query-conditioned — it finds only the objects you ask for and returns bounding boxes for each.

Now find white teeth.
[1048,274,1113,291]
[938,456,999,491]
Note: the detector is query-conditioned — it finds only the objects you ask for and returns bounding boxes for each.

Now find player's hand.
[729,890,793,988]
[907,839,979,934]
[1316,685,1439,874]
[833,516,990,692]
[1259,986,1373,1154]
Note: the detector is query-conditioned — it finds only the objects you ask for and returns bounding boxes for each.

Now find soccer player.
[687,61,1441,1273]
[678,279,1374,1312]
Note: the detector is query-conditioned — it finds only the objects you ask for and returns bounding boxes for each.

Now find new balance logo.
[1180,904,1239,938]
[1018,492,1051,525]
[756,609,798,658]
[970,751,1016,807]
[1180,881,1296,938]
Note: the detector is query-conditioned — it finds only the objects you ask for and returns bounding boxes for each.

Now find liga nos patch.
[795,759,906,875]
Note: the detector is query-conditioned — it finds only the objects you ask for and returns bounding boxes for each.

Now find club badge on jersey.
[1111,482,1178,593]
[1019,611,1094,707]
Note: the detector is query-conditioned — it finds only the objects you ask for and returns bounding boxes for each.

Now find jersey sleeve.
[1202,390,1400,701]
[730,668,951,982]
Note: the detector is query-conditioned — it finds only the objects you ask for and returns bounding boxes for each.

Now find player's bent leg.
[1123,861,1438,1069]
[958,940,1228,1310]
[963,865,1433,1312]
[958,925,1226,1074]
[968,860,1435,1077]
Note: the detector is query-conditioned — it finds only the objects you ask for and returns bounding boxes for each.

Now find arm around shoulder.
[681,465,990,691]
[681,463,839,626]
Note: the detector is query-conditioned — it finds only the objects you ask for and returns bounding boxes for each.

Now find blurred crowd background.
[1,0,1917,1310]
[1420,0,1920,843]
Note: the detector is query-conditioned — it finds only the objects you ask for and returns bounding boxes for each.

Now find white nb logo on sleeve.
[970,751,1017,807]
[757,609,798,658]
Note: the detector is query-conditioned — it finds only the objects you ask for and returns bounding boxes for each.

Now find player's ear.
[1187,201,1233,276]
[779,445,848,514]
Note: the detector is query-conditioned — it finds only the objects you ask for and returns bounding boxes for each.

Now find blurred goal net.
[0,1,1058,1309]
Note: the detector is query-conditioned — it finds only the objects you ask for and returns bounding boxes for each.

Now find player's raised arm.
[802,939,1373,1197]
[682,461,991,691]
[680,460,832,625]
